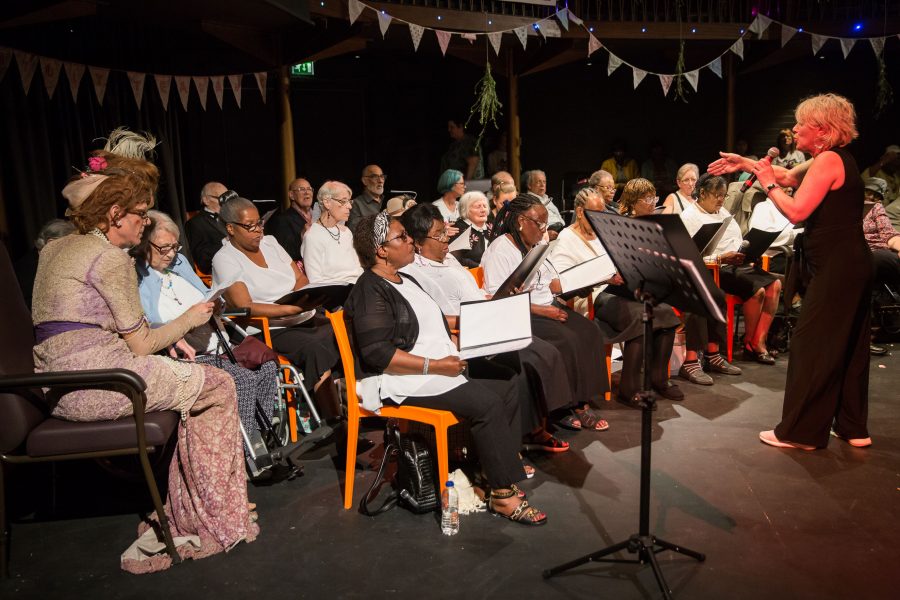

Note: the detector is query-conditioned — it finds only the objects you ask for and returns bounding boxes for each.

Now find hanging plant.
[466,62,503,151]
[673,39,688,103]
[875,52,893,119]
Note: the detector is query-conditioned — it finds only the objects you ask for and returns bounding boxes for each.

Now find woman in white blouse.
[482,194,611,432]
[661,163,699,215]
[212,197,341,417]
[301,180,363,284]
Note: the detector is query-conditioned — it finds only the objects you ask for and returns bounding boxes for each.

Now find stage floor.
[4,346,899,599]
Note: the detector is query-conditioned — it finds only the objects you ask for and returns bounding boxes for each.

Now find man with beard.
[348,164,386,231]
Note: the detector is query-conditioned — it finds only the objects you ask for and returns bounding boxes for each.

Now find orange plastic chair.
[724,255,771,362]
[326,310,459,510]
[467,266,484,288]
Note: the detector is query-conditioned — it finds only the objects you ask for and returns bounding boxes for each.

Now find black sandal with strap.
[487,489,547,526]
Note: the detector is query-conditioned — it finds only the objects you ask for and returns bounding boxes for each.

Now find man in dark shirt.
[184,181,232,274]
[265,177,316,261]
[348,164,386,232]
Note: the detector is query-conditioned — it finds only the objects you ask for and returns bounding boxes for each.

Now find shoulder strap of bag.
[358,439,399,516]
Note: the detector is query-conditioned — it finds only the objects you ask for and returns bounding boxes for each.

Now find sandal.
[556,412,582,431]
[522,431,570,453]
[574,406,610,432]
[488,489,547,526]
[511,484,526,499]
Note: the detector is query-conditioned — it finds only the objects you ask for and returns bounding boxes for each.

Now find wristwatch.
[765,183,778,194]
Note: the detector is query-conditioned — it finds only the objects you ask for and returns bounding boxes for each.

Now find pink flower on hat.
[88,156,108,172]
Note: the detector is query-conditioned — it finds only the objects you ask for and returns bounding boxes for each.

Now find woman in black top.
[344,212,547,525]
[710,93,873,450]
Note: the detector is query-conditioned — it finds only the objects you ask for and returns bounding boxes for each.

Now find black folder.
[275,283,351,311]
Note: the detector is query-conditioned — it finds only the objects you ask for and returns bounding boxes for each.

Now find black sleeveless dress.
[774,147,873,447]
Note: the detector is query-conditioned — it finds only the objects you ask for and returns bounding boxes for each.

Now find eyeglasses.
[596,184,616,192]
[703,192,727,201]
[427,232,450,243]
[639,196,659,205]
[290,187,313,193]
[523,215,549,231]
[228,220,264,233]
[328,197,352,207]
[364,174,386,180]
[453,181,466,187]
[128,209,151,222]
[382,231,410,245]
[150,241,182,255]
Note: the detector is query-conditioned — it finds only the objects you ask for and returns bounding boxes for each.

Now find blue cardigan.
[136,254,208,325]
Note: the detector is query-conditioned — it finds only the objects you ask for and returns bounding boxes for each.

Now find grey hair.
[219,197,257,225]
[35,219,75,251]
[574,187,603,209]
[147,210,181,241]
[458,191,489,221]
[588,170,613,188]
[676,163,699,181]
[522,170,546,189]
[200,181,225,201]
[317,180,352,204]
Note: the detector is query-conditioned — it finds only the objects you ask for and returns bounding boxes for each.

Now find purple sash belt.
[34,321,101,344]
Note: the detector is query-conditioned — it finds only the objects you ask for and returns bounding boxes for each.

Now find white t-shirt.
[300,222,363,285]
[548,226,607,316]
[212,235,295,303]
[157,270,218,354]
[748,199,801,254]
[680,203,743,259]
[433,198,460,222]
[400,253,485,315]
[482,235,556,306]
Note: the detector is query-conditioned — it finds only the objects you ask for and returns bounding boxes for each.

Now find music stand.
[543,212,724,599]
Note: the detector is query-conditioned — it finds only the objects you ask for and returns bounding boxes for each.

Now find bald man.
[184,181,230,273]
[348,164,386,231]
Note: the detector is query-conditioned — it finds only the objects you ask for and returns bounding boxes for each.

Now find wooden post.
[278,66,296,209]
[507,51,521,190]
[725,54,736,152]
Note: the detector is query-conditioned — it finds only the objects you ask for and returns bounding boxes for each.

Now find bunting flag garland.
[228,74,242,108]
[211,75,225,108]
[64,62,84,102]
[193,75,209,110]
[566,8,583,27]
[708,57,723,78]
[487,32,502,56]
[39,57,62,98]
[513,26,528,50]
[730,38,744,60]
[539,20,562,39]
[632,67,647,89]
[870,37,885,57]
[607,53,622,76]
[88,66,109,105]
[348,0,365,26]
[0,48,11,82]
[684,70,700,92]
[409,23,425,51]
[154,74,172,111]
[435,30,452,56]
[659,74,673,96]
[377,11,392,38]
[557,9,569,31]
[254,71,267,103]
[749,14,772,36]
[840,38,855,59]
[588,33,602,57]
[462,33,477,43]
[781,24,798,47]
[175,75,191,110]
[126,71,146,109]
[811,34,828,55]
[15,51,38,94]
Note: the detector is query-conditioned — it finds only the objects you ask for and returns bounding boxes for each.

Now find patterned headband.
[373,210,391,250]
[62,173,109,212]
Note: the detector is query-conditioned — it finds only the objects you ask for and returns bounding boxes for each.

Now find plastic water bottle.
[441,480,459,536]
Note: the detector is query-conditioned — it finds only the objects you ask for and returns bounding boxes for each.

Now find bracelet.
[422,357,430,375]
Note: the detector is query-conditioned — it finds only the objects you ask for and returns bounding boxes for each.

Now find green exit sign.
[290,62,315,77]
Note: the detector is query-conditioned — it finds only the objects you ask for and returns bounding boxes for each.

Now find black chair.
[0,242,180,577]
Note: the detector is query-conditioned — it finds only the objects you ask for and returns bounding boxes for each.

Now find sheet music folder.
[458,293,532,359]
[742,228,782,261]
[275,282,351,311]
[692,216,734,256]
[584,211,726,323]
[492,244,551,300]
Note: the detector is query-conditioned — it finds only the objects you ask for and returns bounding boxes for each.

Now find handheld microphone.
[740,147,780,193]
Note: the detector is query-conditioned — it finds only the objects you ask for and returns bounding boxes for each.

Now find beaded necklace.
[318,218,341,244]
[160,271,183,306]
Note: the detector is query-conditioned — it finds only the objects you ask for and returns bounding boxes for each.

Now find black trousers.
[618,327,677,400]
[400,378,526,488]
[872,248,900,292]
[684,313,726,353]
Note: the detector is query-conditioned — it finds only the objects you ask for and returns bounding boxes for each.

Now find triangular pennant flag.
[254,71,267,103]
[607,53,623,76]
[632,67,647,89]
[461,33,477,44]
[192,76,209,110]
[708,57,723,78]
[435,30,452,56]
[748,15,772,36]
[839,38,855,59]
[64,62,84,102]
[659,74,673,96]
[409,23,425,52]
[781,24,797,47]
[588,33,602,57]
[557,9,569,31]
[175,76,191,110]
[810,34,827,55]
[228,74,242,108]
[348,0,365,26]
[730,38,744,60]
[14,51,38,95]
[126,71,146,109]
[870,37,885,57]
[566,8,583,27]
[0,48,11,82]
[39,57,62,98]
[684,70,699,92]
[211,75,225,109]
[539,20,562,39]
[488,32,502,56]
[514,26,528,50]
[377,12,392,38]
[88,66,109,105]
[154,74,172,111]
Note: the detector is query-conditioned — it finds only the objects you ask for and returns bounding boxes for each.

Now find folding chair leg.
[137,448,180,565]
[1,463,8,578]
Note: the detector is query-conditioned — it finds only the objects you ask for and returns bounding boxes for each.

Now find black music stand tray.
[543,213,725,599]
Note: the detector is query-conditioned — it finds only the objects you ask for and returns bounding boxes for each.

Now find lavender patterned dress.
[31,234,258,573]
